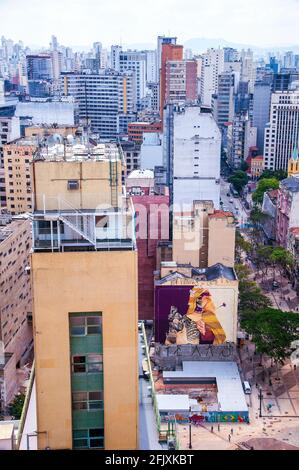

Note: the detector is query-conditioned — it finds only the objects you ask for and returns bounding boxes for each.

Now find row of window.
[70,315,102,336]
[73,429,104,449]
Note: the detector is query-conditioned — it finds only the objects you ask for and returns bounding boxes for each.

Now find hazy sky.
[1,0,299,48]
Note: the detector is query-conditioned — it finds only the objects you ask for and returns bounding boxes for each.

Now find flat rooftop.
[162,361,248,413]
[36,142,122,162]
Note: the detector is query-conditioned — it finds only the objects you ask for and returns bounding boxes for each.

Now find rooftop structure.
[31,141,135,252]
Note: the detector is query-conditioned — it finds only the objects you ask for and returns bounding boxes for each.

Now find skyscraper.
[264,88,299,171]
[30,141,138,450]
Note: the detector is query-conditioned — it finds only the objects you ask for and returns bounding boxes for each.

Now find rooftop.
[35,141,122,163]
[281,176,299,192]
[161,361,248,413]
[127,169,154,179]
[209,210,234,219]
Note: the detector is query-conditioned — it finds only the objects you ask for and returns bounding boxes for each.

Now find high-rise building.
[164,59,198,106]
[163,105,221,210]
[156,36,177,83]
[113,50,147,110]
[264,89,299,171]
[0,214,32,411]
[30,141,138,450]
[61,70,137,139]
[26,54,53,98]
[213,71,235,131]
[160,43,183,115]
[200,48,225,107]
[252,79,272,153]
[3,138,36,215]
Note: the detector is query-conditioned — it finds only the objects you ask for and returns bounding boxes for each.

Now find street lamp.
[188,406,192,450]
[259,388,263,418]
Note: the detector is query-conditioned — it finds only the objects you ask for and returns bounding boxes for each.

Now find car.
[227,192,230,197]
[243,381,252,394]
[235,206,239,211]
[229,199,234,203]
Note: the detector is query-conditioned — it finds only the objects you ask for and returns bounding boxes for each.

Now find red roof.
[209,210,234,219]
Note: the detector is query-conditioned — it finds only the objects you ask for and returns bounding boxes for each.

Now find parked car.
[229,199,234,203]
[243,381,252,394]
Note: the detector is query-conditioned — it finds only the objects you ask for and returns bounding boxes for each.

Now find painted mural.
[155,285,237,344]
[161,412,249,424]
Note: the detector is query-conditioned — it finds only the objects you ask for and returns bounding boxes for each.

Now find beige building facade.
[30,142,138,450]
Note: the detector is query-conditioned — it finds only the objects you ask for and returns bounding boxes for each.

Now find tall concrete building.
[252,79,272,153]
[213,71,236,131]
[113,50,147,110]
[26,54,53,98]
[156,36,177,83]
[163,105,221,210]
[264,89,299,171]
[30,141,138,450]
[200,48,225,107]
[160,43,184,116]
[3,138,37,215]
[61,70,137,139]
[164,60,197,106]
[0,214,32,411]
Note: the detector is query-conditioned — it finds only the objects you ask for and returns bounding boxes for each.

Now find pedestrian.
[294,364,297,371]
[218,424,220,432]
[228,434,231,442]
[231,428,234,435]
[269,379,272,386]
[211,426,214,433]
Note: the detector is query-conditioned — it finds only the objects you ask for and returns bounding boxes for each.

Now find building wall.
[208,216,236,268]
[33,160,123,211]
[0,218,32,406]
[133,195,169,320]
[31,250,138,450]
[3,142,36,215]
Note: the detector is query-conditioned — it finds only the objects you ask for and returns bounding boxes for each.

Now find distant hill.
[184,37,299,55]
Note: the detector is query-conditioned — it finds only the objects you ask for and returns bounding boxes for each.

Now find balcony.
[31,194,136,252]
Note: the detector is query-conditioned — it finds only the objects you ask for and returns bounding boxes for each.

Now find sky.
[0,0,299,49]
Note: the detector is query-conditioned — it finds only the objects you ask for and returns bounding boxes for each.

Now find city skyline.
[1,0,299,49]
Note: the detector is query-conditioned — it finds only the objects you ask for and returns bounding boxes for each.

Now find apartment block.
[0,215,32,411]
[4,139,36,215]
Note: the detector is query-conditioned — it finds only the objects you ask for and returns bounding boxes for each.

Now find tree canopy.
[260,169,287,181]
[252,178,279,205]
[229,170,249,194]
[8,393,25,419]
[242,308,299,364]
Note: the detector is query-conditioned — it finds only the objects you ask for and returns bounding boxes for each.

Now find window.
[70,315,102,336]
[67,180,79,190]
[73,429,104,449]
[72,354,103,374]
[72,391,103,411]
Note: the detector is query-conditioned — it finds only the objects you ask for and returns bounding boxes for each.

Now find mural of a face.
[165,287,226,346]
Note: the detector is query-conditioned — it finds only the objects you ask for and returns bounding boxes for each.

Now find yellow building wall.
[31,250,139,450]
[33,160,123,211]
[208,217,236,268]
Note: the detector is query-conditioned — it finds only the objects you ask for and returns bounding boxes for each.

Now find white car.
[243,381,252,394]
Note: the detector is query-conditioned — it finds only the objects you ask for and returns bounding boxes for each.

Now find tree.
[235,264,272,316]
[8,393,25,419]
[270,246,295,282]
[229,170,249,194]
[235,232,252,262]
[242,308,299,365]
[252,178,279,205]
[260,169,287,181]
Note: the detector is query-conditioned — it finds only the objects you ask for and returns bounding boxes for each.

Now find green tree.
[270,246,295,282]
[242,308,299,365]
[252,178,279,205]
[235,264,272,316]
[235,232,252,262]
[8,393,25,419]
[260,169,287,181]
[229,170,249,194]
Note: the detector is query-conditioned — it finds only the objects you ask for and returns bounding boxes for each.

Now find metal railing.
[16,361,35,450]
